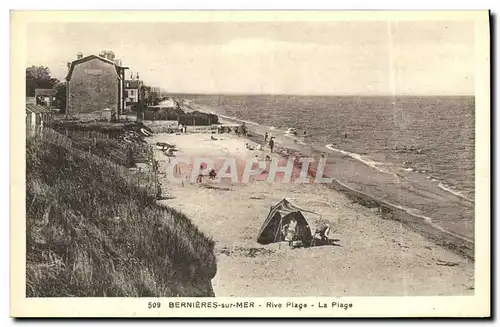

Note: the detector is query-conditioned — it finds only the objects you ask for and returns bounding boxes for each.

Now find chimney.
[76,52,83,59]
[105,51,115,61]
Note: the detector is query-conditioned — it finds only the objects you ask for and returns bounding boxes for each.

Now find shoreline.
[184,103,475,260]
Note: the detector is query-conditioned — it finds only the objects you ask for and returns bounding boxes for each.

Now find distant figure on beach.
[269,138,275,153]
[344,133,347,139]
[303,130,307,136]
[264,132,268,142]
[197,164,204,183]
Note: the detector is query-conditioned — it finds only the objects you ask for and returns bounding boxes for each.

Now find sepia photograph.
[10,10,490,318]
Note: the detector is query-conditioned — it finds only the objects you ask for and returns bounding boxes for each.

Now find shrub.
[26,138,217,297]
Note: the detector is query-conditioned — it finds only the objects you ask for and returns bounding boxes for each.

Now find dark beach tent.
[256,199,313,245]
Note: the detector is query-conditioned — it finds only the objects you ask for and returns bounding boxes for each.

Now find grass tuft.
[26,137,217,297]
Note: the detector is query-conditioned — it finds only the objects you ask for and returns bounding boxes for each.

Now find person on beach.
[282,218,298,248]
[264,132,268,143]
[269,137,275,153]
[197,164,204,184]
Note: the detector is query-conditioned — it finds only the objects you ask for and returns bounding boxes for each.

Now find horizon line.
[161,92,475,97]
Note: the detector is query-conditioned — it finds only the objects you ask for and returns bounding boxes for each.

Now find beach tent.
[256,199,313,245]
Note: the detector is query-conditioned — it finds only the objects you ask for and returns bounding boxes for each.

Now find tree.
[26,65,58,97]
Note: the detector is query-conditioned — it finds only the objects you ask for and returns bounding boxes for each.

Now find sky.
[25,21,475,96]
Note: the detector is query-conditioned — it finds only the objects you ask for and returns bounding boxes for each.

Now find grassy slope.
[26,138,217,297]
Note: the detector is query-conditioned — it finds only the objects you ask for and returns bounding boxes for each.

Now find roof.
[65,54,130,81]
[35,89,56,96]
[26,104,52,114]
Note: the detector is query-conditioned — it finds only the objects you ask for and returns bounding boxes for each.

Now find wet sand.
[152,132,474,297]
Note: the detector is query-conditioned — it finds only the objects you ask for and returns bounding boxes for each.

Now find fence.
[26,126,158,197]
[60,129,111,141]
[26,125,73,148]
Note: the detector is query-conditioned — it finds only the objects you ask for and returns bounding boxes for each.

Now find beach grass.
[25,137,217,297]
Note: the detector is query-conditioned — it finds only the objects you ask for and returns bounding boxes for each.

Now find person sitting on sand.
[311,222,331,246]
[209,168,217,179]
[318,224,331,242]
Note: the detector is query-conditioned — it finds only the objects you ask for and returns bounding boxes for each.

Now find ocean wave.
[438,182,474,203]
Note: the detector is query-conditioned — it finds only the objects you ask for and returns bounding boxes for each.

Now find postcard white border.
[10,10,491,318]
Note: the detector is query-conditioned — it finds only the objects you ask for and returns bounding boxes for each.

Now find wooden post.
[154,167,158,198]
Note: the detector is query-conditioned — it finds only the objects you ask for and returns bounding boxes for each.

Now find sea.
[177,94,475,201]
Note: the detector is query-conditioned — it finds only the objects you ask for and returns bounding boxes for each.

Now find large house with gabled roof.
[65,51,129,118]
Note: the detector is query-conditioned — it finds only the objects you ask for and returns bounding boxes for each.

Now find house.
[34,88,56,107]
[65,51,129,118]
[124,77,144,110]
[26,103,52,128]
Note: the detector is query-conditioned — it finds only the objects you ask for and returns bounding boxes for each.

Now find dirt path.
[152,132,474,297]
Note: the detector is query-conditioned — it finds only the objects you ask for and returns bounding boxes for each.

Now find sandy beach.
[152,132,474,297]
